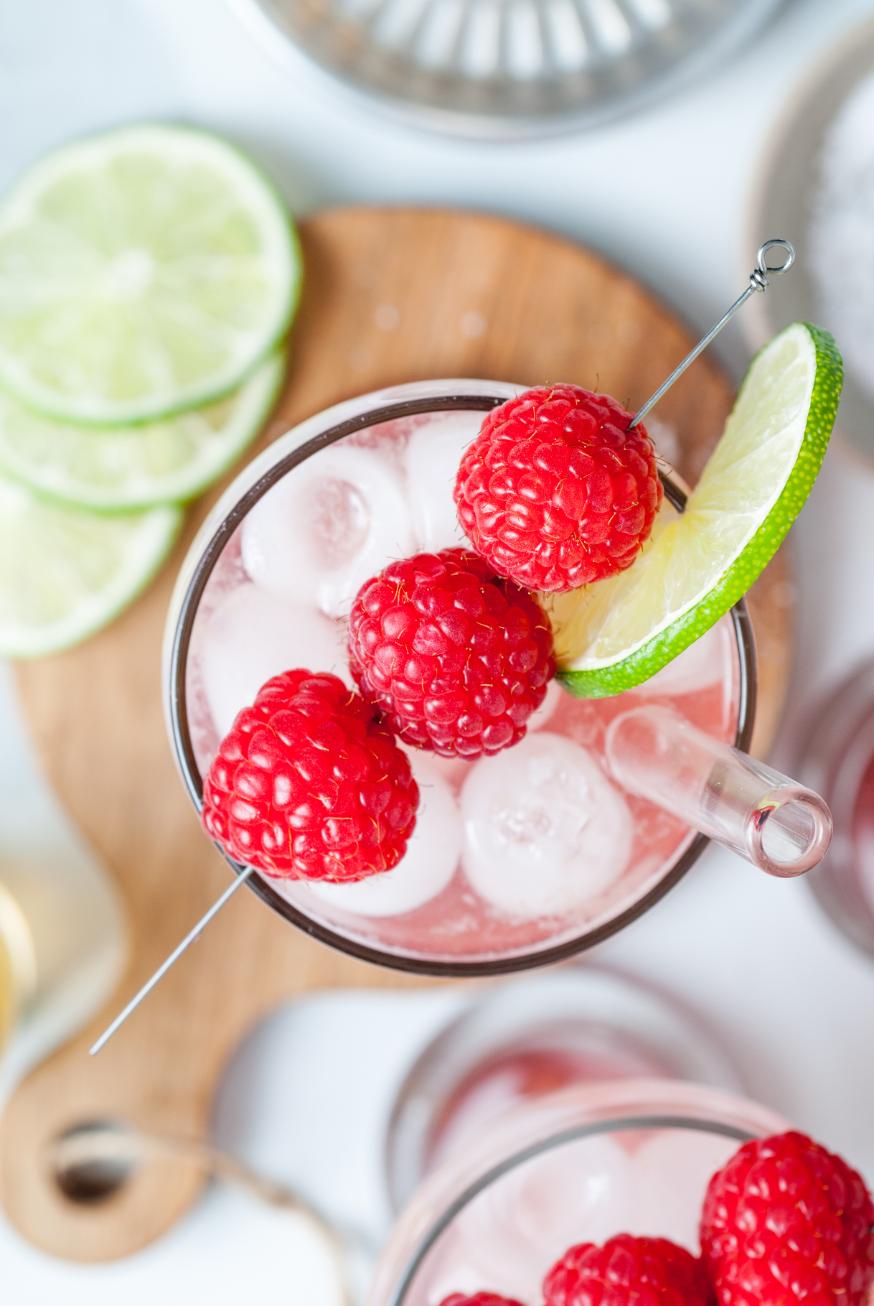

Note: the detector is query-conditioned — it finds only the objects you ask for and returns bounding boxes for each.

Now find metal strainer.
[233,0,783,138]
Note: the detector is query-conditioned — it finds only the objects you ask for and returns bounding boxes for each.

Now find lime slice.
[0,125,300,425]
[550,322,842,698]
[0,348,284,511]
[0,475,181,658]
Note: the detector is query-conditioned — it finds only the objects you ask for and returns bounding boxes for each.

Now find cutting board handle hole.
[50,1121,135,1206]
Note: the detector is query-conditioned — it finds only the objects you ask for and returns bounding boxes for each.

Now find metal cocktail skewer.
[89,866,255,1054]
[628,238,795,429]
[90,237,795,1057]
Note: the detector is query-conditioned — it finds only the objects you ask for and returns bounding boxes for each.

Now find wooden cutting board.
[0,208,793,1262]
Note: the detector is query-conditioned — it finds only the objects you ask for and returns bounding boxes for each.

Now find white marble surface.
[2,0,874,1298]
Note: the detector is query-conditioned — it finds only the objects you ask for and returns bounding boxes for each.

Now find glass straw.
[605,705,832,877]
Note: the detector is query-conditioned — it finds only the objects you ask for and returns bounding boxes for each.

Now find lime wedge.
[0,348,284,511]
[0,475,181,658]
[0,126,300,425]
[550,323,842,698]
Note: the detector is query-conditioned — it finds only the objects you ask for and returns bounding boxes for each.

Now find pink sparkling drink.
[366,1079,786,1306]
[164,380,754,973]
[383,968,746,1211]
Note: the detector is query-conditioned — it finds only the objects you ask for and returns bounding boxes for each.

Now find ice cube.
[307,756,460,917]
[199,583,349,737]
[460,732,632,917]
[626,1128,738,1249]
[404,411,482,552]
[240,444,415,617]
[429,1134,632,1303]
[630,620,729,698]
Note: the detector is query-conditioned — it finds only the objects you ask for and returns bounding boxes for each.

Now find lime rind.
[0,477,182,658]
[0,348,285,512]
[555,323,842,699]
[0,125,301,426]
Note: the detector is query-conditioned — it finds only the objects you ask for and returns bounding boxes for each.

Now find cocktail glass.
[795,659,874,959]
[163,379,823,976]
[366,1079,787,1306]
[384,964,746,1211]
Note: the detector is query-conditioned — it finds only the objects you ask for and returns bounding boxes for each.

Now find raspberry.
[543,1234,712,1306]
[439,1297,525,1306]
[700,1130,874,1305]
[348,548,555,759]
[201,669,418,882]
[454,384,662,593]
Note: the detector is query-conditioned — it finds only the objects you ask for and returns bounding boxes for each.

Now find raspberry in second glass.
[202,669,419,882]
[700,1130,874,1306]
[348,548,555,759]
[543,1233,712,1306]
[439,1296,526,1306]
[454,384,662,593]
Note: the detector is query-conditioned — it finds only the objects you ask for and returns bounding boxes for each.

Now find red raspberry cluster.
[346,385,658,766]
[202,384,662,883]
[439,1132,874,1306]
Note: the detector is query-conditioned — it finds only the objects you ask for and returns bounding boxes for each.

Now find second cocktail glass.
[365,1079,787,1306]
[164,379,763,975]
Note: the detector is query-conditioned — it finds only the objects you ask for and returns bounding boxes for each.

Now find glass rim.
[166,380,758,978]
[382,961,748,1213]
[384,1102,756,1306]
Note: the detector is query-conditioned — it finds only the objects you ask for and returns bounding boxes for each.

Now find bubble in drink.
[460,733,632,917]
[308,757,461,918]
[240,444,415,617]
[404,412,480,552]
[200,582,349,737]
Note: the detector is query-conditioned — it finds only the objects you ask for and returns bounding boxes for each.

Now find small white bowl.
[744,15,874,463]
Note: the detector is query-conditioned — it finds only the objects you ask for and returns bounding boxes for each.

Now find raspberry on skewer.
[348,547,556,759]
[202,669,419,883]
[454,385,662,594]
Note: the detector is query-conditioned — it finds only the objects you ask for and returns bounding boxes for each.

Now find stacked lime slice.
[549,322,842,697]
[0,125,301,657]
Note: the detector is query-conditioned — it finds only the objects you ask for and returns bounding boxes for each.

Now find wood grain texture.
[0,208,792,1261]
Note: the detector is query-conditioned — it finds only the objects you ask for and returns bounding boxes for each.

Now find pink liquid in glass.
[367,1081,787,1306]
[424,1033,673,1176]
[183,398,741,968]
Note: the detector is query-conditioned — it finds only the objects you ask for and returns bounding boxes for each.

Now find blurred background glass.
[232,0,786,138]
